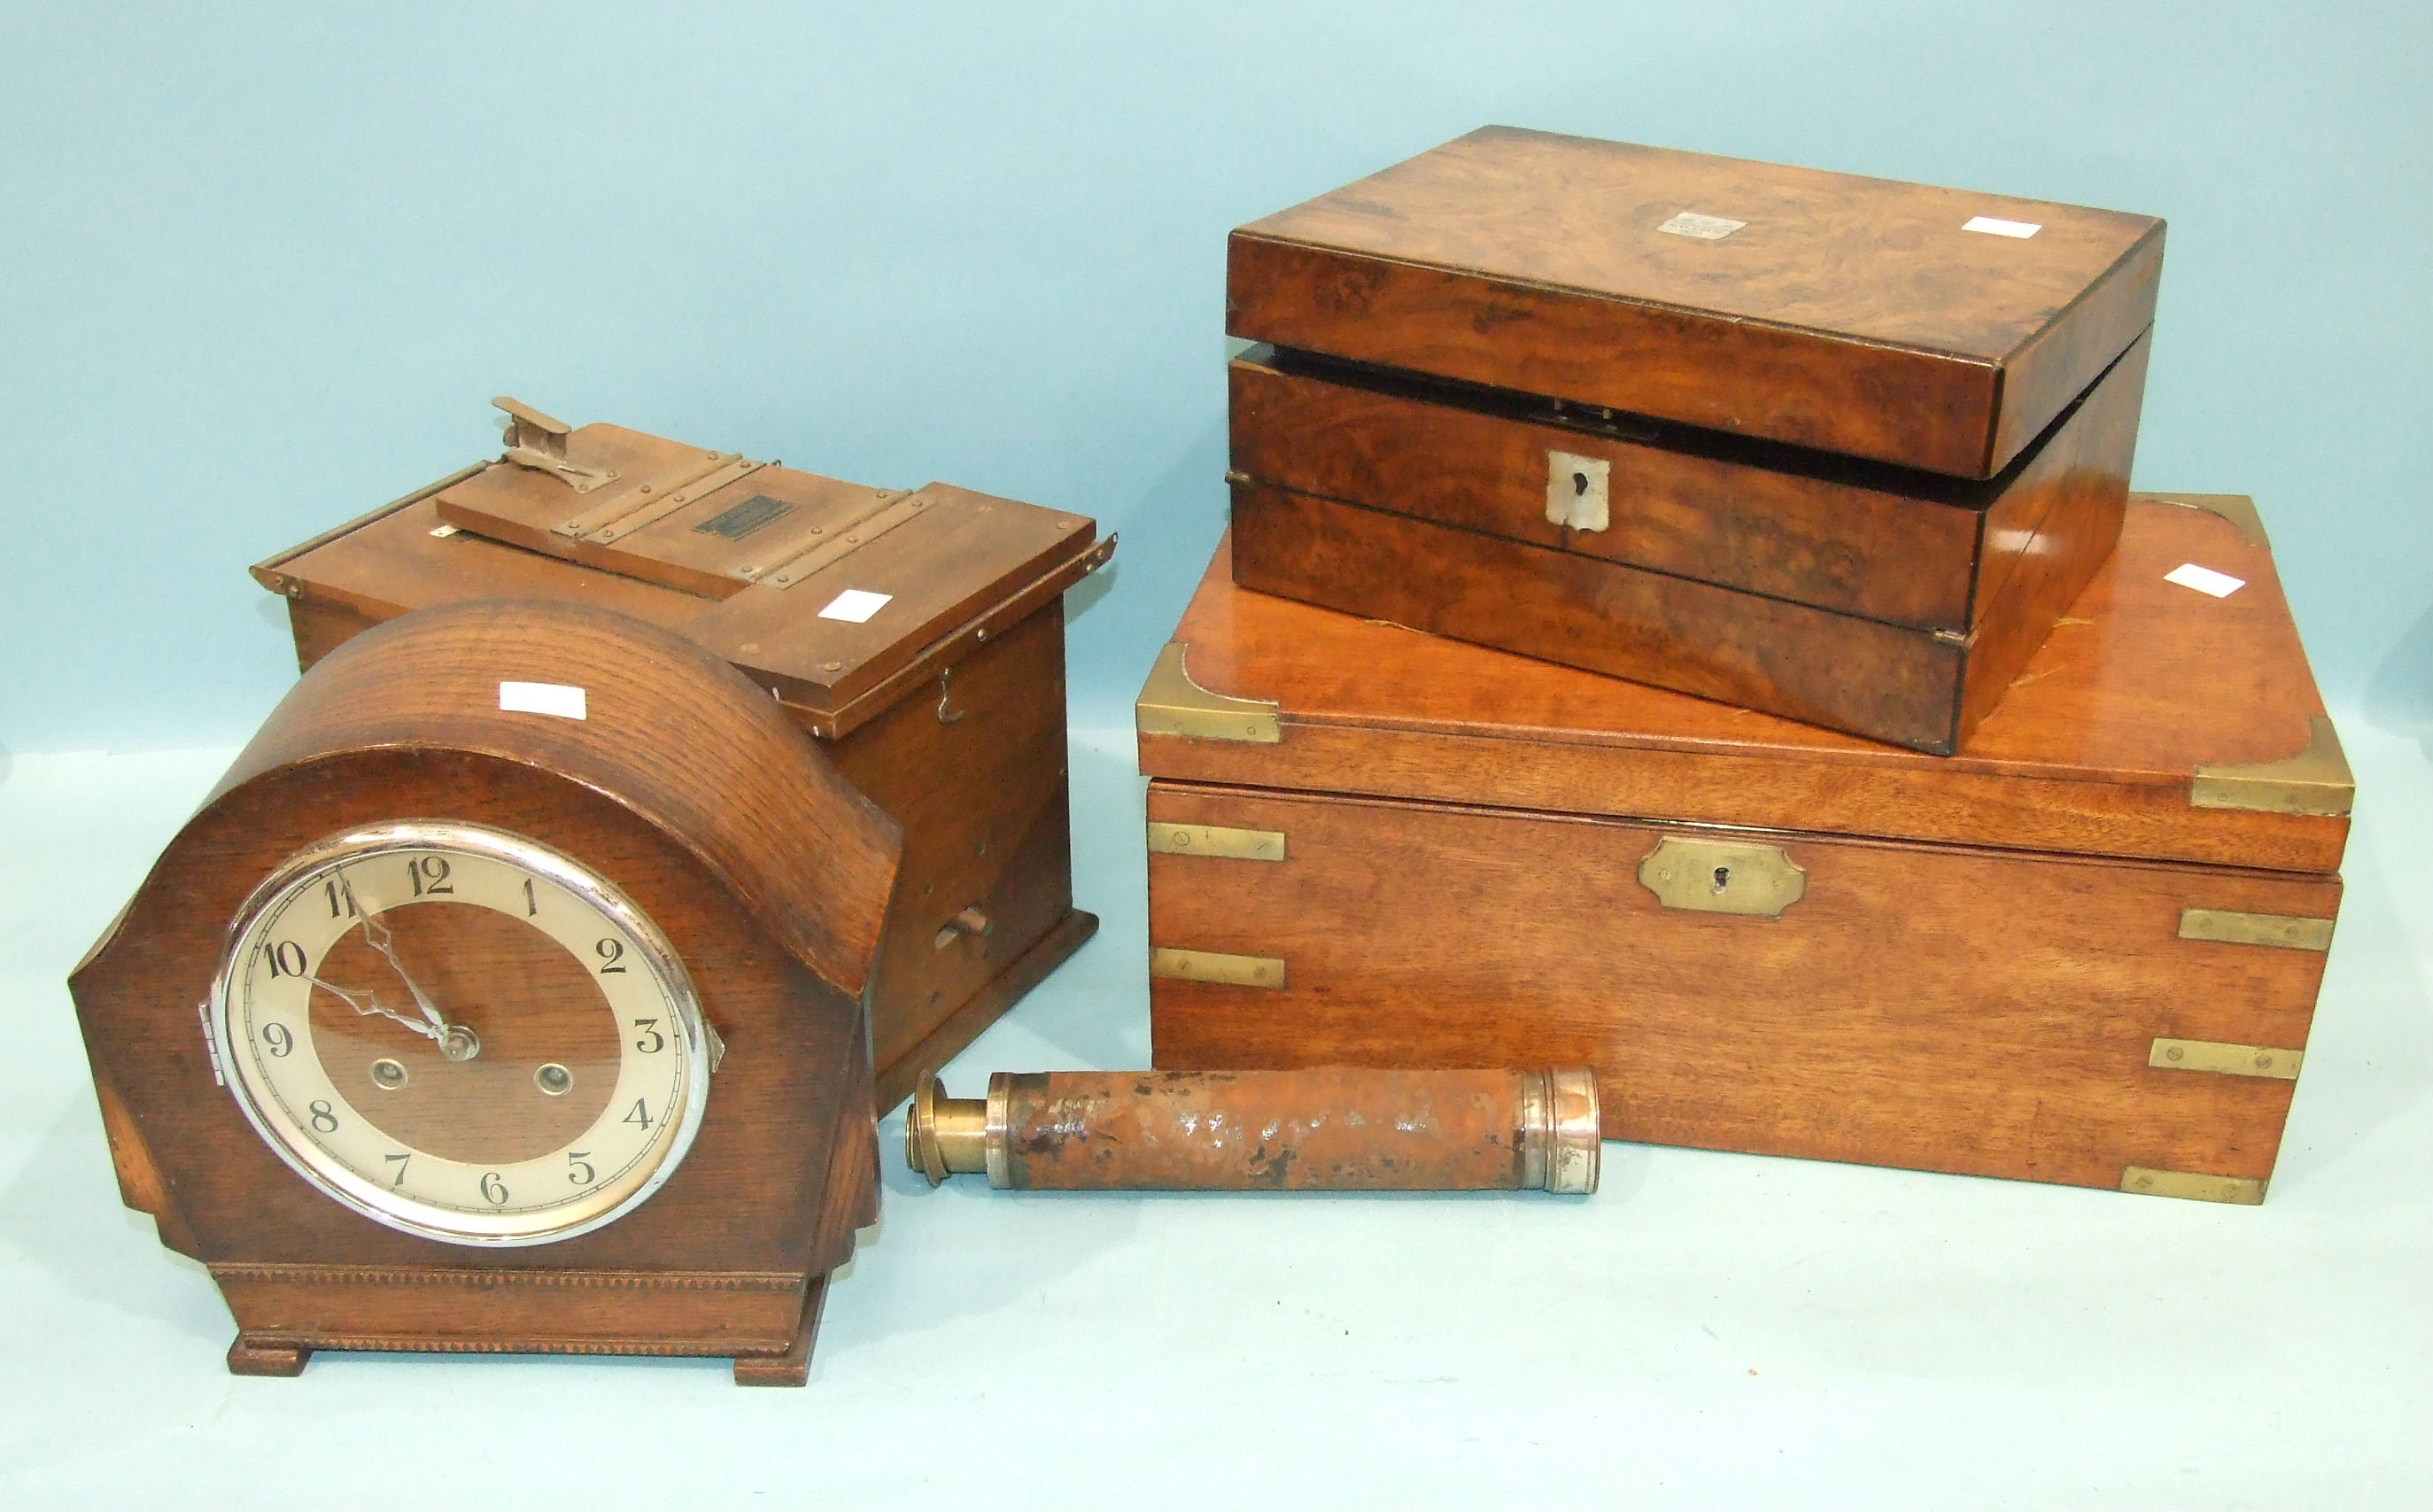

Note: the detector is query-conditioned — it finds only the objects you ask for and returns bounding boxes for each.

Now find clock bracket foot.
[227,1336,314,1377]
[732,1276,830,1388]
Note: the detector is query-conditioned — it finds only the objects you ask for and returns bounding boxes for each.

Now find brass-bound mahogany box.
[1141,496,2346,1203]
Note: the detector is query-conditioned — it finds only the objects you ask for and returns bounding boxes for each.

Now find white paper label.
[1656,211,1747,241]
[429,523,459,538]
[817,588,893,624]
[1963,215,2042,239]
[2164,562,2246,599]
[498,680,589,719]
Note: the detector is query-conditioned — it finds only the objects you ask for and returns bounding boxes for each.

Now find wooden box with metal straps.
[253,399,1115,1111]
[1138,496,2347,1203]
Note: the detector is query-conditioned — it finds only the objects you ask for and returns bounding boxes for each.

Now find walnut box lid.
[1228,127,2165,479]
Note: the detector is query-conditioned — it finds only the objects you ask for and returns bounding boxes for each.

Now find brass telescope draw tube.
[906,1068,1600,1193]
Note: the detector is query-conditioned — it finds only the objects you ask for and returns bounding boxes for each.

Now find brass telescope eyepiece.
[906,1075,990,1185]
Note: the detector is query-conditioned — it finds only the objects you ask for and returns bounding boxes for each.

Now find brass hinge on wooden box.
[1137,642,1281,743]
[1147,822,1287,861]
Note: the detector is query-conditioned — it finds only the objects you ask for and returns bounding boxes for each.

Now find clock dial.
[209,821,713,1246]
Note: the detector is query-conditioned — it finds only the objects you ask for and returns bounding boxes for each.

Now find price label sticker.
[499,681,589,719]
[818,589,893,624]
[1963,215,2042,239]
[2164,562,2246,599]
[1656,211,1747,241]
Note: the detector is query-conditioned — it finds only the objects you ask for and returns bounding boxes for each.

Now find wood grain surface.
[1143,500,2348,875]
[1232,480,1971,752]
[69,600,900,1374]
[256,441,1106,1109]
[1228,126,2163,477]
[264,441,1104,738]
[1230,330,2146,634]
[1146,782,2336,1192]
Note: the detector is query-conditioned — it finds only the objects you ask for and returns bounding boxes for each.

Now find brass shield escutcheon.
[1637,836,1806,919]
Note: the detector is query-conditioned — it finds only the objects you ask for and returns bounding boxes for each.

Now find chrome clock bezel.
[206,819,714,1248]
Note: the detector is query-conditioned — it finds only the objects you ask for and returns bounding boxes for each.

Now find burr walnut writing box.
[1227,127,2166,753]
[252,409,1113,1111]
[1139,497,2347,1203]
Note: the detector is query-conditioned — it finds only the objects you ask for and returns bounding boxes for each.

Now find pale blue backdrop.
[4,3,2429,757]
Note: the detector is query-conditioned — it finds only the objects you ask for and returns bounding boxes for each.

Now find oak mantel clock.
[69,596,903,1384]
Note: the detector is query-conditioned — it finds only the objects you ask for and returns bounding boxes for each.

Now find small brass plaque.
[2149,1037,2305,1080]
[2178,908,2334,951]
[1149,948,1285,989]
[1637,836,1806,919]
[1147,822,1286,862]
[2119,1166,2268,1206]
[693,492,794,539]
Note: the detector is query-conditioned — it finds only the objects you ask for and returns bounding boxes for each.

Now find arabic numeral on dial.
[308,1100,338,1133]
[631,1019,665,1054]
[568,1151,596,1186]
[595,937,627,973]
[623,1098,653,1132]
[408,855,453,896]
[324,878,358,918]
[261,1022,294,1058]
[384,1152,411,1188]
[479,1171,508,1206]
[264,941,308,979]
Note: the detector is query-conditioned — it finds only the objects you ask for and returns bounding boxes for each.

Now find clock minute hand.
[356,908,482,1062]
[358,910,447,1032]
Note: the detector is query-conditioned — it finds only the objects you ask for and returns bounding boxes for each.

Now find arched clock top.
[198,598,903,1004]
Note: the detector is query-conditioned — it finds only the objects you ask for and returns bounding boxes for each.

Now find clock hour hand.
[303,973,444,1046]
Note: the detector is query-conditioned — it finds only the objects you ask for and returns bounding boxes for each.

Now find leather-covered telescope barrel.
[907,1068,1600,1193]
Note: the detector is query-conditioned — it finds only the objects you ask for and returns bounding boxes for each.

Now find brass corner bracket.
[1148,947,1285,989]
[1136,641,1281,744]
[2191,716,2353,817]
[2119,1166,2267,1206]
[2151,493,2271,549]
[1147,822,1287,861]
[2178,908,2335,952]
[2148,1036,2304,1081]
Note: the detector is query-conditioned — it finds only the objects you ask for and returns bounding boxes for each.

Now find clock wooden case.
[250,399,1114,1111]
[71,598,903,1383]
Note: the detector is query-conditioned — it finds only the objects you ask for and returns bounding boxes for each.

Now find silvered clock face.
[208,821,713,1246]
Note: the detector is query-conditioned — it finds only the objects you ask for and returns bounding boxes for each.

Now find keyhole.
[1573,470,1591,497]
[1711,865,1732,893]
